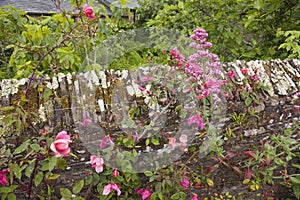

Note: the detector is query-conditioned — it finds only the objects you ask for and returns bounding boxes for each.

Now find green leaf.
[171,192,180,200]
[60,188,72,199]
[292,184,300,200]
[0,185,18,193]
[7,192,16,200]
[151,138,160,146]
[12,164,22,180]
[34,171,44,187]
[13,139,30,154]
[49,156,57,172]
[72,180,84,194]
[43,88,52,101]
[292,164,300,169]
[46,172,60,180]
[245,97,253,106]
[291,176,300,184]
[144,171,153,177]
[25,165,34,178]
[57,157,67,169]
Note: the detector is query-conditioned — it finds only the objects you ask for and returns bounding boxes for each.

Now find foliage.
[277,29,300,59]
[138,0,300,61]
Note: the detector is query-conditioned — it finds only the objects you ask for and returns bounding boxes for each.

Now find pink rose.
[90,155,104,173]
[241,68,248,75]
[192,193,199,200]
[103,183,121,196]
[0,169,9,186]
[50,131,71,157]
[227,71,236,79]
[112,169,119,177]
[83,4,94,19]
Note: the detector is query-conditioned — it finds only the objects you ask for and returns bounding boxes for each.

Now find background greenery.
[0,0,299,80]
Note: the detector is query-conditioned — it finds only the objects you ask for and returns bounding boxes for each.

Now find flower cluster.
[0,169,9,186]
[136,188,153,200]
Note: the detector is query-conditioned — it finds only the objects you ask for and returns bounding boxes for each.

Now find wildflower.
[188,114,205,129]
[50,131,71,157]
[112,169,119,177]
[245,84,251,91]
[0,169,9,186]
[90,155,104,173]
[241,68,248,75]
[103,183,121,196]
[168,138,176,148]
[170,48,179,57]
[203,42,212,49]
[136,188,153,200]
[180,178,190,188]
[76,111,92,127]
[224,93,229,99]
[227,71,236,79]
[296,92,300,98]
[83,4,94,19]
[100,135,114,149]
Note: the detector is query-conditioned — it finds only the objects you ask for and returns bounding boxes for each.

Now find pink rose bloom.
[241,68,248,75]
[180,178,190,188]
[136,188,153,200]
[83,4,94,19]
[168,138,176,148]
[170,48,179,57]
[103,183,121,196]
[0,169,9,186]
[90,155,104,173]
[50,131,71,157]
[192,193,199,200]
[227,71,236,79]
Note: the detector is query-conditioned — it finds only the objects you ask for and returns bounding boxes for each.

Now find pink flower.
[250,75,259,82]
[168,138,176,148]
[0,169,9,186]
[296,92,300,98]
[76,111,92,127]
[136,188,152,200]
[203,42,212,49]
[180,178,190,188]
[112,169,119,177]
[139,85,146,91]
[83,4,94,19]
[241,68,248,75]
[90,155,104,173]
[227,71,236,79]
[188,114,205,129]
[224,93,229,99]
[170,48,179,57]
[191,193,199,200]
[50,131,71,157]
[103,183,121,196]
[294,105,300,110]
[100,135,114,149]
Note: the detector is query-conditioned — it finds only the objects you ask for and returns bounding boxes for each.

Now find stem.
[25,36,71,97]
[27,154,40,200]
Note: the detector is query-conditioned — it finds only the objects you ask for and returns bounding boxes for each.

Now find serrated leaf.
[7,193,16,200]
[49,156,57,172]
[72,180,84,194]
[144,171,153,177]
[34,172,44,187]
[60,188,72,199]
[13,139,30,154]
[245,97,252,106]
